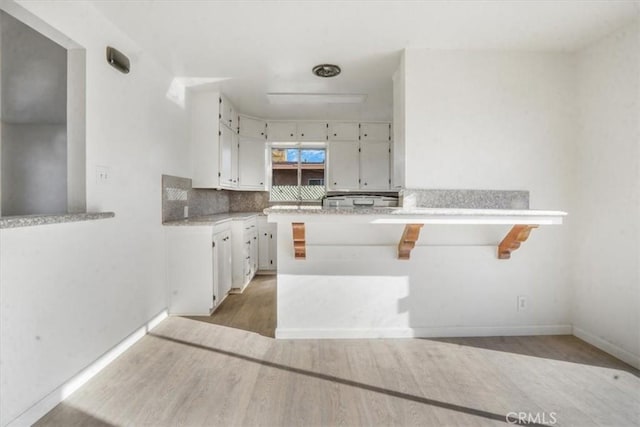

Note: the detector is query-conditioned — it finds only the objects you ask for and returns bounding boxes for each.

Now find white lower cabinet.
[213,227,232,301]
[166,222,232,316]
[257,215,277,271]
[231,216,258,291]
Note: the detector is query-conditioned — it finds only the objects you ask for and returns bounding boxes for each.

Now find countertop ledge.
[264,206,567,216]
[0,212,115,229]
[264,206,567,225]
[163,211,262,226]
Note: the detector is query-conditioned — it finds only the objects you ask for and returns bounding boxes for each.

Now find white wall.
[404,49,576,209]
[571,20,639,368]
[0,1,189,425]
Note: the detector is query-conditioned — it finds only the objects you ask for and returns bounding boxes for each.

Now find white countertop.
[163,211,262,226]
[264,206,567,225]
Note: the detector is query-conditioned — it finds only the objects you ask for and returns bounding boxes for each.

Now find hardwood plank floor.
[35,328,640,427]
[188,275,276,338]
[35,277,639,426]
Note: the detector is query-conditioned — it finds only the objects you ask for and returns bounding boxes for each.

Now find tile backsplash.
[229,191,270,212]
[161,175,269,222]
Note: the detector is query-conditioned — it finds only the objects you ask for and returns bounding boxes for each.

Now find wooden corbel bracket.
[498,225,539,259]
[292,222,306,259]
[398,224,424,260]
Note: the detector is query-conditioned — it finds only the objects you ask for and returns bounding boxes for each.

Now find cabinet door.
[328,122,359,141]
[231,132,239,187]
[360,141,390,190]
[258,228,270,270]
[212,232,222,307]
[220,124,233,187]
[360,123,390,141]
[220,95,236,130]
[251,231,258,276]
[267,122,297,141]
[328,141,360,190]
[258,216,271,271]
[238,137,266,190]
[219,232,232,297]
[298,122,327,141]
[268,224,277,270]
[239,115,266,139]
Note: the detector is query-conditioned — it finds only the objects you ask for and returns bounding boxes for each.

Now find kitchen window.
[270,144,326,202]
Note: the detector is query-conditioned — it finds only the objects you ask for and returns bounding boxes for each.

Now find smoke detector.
[312,64,341,78]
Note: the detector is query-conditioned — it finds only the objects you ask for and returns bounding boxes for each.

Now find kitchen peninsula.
[266,189,567,339]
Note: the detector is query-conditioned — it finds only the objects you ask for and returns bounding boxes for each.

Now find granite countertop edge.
[263,206,568,216]
[0,212,116,229]
[163,211,263,226]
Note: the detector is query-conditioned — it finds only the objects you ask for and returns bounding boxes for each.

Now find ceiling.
[91,0,639,121]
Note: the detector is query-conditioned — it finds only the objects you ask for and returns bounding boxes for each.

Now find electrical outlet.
[96,166,110,184]
[517,296,527,311]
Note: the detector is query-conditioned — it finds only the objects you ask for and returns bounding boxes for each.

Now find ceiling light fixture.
[312,64,341,78]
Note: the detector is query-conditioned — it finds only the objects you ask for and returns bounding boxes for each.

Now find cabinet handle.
[364,134,368,137]
[334,133,337,136]
[290,133,294,137]
[260,132,264,135]
[259,182,263,185]
[364,182,368,186]
[301,133,304,137]
[333,182,337,185]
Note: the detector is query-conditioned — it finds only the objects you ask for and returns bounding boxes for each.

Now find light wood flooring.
[36,277,639,426]
[188,274,276,338]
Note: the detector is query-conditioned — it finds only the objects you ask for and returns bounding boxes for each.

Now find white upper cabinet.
[360,122,390,141]
[328,122,359,141]
[298,122,327,141]
[239,115,266,139]
[220,95,237,131]
[231,132,239,187]
[219,124,235,188]
[360,141,390,190]
[191,92,392,193]
[327,141,360,190]
[267,122,297,141]
[238,137,266,190]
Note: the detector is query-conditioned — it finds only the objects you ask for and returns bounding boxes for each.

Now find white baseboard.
[276,328,415,339]
[275,324,572,340]
[573,326,640,369]
[7,309,168,427]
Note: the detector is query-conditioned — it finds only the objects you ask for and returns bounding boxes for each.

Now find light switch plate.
[96,166,111,184]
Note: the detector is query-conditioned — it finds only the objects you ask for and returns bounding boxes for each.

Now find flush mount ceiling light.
[266,93,367,104]
[312,64,341,78]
